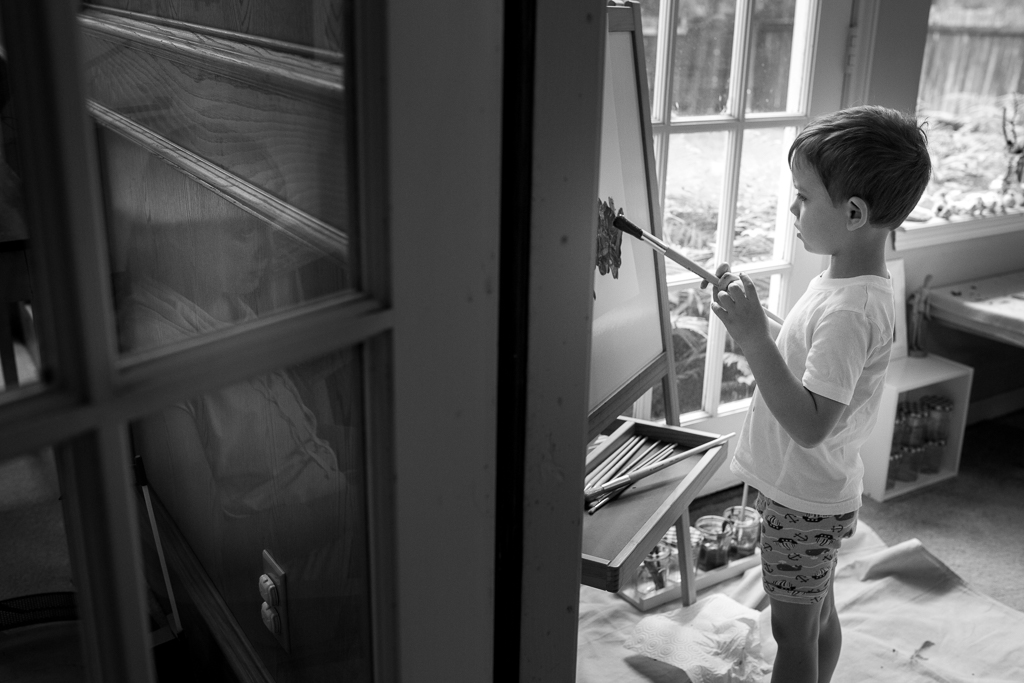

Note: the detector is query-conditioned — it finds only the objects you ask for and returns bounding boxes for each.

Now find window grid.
[648,0,818,420]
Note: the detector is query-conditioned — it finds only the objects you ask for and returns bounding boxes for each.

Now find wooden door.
[76,3,386,681]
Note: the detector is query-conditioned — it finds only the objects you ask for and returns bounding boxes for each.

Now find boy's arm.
[737,334,845,448]
[713,274,844,448]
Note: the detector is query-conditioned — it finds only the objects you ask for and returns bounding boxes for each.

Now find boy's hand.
[709,272,769,346]
[700,262,739,295]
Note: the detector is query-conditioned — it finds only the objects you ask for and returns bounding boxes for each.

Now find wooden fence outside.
[643,21,1024,119]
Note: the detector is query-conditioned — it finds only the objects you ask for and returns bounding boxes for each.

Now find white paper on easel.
[589,31,664,411]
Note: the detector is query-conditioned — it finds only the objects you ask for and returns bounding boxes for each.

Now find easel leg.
[676,510,697,606]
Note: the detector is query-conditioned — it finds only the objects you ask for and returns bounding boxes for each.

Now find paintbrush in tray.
[584,432,734,514]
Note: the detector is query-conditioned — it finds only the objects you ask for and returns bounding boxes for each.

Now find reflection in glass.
[105,132,351,355]
[720,273,777,405]
[663,131,726,278]
[670,0,736,119]
[0,33,42,393]
[745,0,797,113]
[734,127,791,266]
[652,285,712,420]
[0,447,82,677]
[131,346,370,679]
[79,3,355,356]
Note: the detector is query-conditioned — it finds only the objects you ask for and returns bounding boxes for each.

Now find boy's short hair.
[788,105,931,228]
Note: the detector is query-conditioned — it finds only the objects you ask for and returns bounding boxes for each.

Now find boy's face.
[789,160,849,256]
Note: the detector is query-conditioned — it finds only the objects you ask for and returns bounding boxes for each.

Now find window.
[853,0,1024,250]
[911,0,1024,226]
[639,0,841,422]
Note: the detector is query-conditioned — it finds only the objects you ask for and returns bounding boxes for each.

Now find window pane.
[670,0,736,119]
[914,0,1024,222]
[746,0,797,113]
[720,273,777,405]
[733,127,792,266]
[652,285,712,420]
[1,25,44,394]
[78,5,356,355]
[131,345,371,679]
[640,0,661,117]
[0,447,83,678]
[663,131,726,278]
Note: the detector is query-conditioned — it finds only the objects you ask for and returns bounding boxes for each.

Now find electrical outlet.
[261,550,290,652]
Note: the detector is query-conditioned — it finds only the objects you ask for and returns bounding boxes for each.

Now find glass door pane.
[745,0,798,113]
[131,345,371,680]
[670,0,737,119]
[734,126,793,265]
[0,447,80,678]
[663,131,727,278]
[0,24,43,394]
[78,3,357,356]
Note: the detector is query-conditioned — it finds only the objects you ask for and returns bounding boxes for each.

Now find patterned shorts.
[754,492,858,605]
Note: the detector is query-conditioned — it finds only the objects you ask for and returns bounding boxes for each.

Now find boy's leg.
[816,578,841,683]
[755,493,857,683]
[769,596,822,683]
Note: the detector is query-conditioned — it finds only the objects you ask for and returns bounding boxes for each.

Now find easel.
[587,2,679,440]
[580,2,732,610]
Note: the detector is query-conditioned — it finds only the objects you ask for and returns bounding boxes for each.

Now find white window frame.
[847,0,1024,252]
[646,0,849,428]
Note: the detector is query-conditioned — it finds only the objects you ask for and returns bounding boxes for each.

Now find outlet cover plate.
[262,550,290,653]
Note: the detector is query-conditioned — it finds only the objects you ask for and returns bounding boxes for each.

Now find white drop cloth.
[577,521,1024,682]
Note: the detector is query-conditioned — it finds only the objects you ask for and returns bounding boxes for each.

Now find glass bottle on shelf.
[891,409,906,450]
[887,448,903,489]
[904,402,927,448]
[924,396,953,442]
[920,438,945,474]
[896,445,921,482]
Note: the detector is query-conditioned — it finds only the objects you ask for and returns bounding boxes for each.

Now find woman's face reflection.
[190,217,269,297]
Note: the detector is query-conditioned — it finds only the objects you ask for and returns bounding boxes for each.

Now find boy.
[703,105,930,683]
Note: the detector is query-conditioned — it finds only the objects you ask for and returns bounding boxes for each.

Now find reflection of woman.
[121,151,354,653]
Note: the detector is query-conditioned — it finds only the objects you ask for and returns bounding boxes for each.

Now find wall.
[388,2,503,681]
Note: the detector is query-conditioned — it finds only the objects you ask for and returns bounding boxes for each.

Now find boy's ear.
[845,196,869,231]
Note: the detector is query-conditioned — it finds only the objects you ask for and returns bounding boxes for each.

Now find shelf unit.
[861,354,973,502]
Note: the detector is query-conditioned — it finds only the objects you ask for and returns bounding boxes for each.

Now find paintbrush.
[612,215,785,325]
[583,432,734,502]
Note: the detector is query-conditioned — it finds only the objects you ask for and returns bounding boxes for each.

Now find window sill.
[893,210,1024,251]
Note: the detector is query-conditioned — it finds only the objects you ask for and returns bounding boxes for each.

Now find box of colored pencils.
[580,418,730,596]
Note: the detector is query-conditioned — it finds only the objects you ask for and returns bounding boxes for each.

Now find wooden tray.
[580,418,729,593]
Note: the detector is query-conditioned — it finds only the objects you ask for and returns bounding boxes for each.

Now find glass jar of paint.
[695,515,733,571]
[723,505,759,558]
[636,542,674,596]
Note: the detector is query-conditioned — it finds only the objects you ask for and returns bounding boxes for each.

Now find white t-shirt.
[730,270,895,515]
